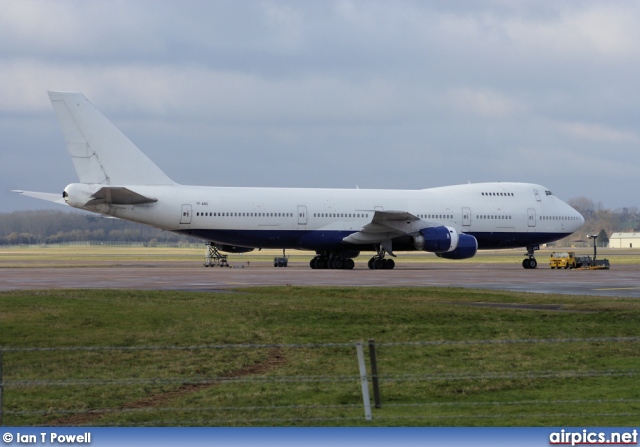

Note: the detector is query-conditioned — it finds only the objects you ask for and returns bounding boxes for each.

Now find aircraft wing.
[12,190,67,205]
[343,210,425,245]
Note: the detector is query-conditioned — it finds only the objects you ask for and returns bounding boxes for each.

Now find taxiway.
[1,262,638,297]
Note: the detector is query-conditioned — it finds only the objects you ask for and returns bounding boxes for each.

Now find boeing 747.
[15,92,584,269]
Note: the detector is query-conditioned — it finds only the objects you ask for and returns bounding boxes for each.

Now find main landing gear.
[309,252,355,270]
[368,244,395,270]
[522,244,539,269]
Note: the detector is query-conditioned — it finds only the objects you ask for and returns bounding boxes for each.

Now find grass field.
[1,244,640,267]
[2,286,639,426]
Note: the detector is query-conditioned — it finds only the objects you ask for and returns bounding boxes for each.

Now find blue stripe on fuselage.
[175,229,571,252]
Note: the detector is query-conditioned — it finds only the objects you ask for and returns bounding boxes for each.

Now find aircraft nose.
[569,205,585,230]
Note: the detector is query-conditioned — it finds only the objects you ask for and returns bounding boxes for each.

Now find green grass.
[1,287,640,426]
[2,245,640,267]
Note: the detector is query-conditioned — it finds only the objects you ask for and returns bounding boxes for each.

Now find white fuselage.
[70,181,584,252]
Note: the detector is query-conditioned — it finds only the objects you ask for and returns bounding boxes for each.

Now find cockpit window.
[545,190,553,196]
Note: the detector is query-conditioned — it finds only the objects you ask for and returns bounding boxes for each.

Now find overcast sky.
[1,0,639,213]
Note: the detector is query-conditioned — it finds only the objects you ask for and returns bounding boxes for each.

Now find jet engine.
[435,233,478,259]
[413,226,477,259]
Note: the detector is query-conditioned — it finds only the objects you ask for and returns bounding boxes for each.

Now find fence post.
[368,339,381,408]
[356,342,372,421]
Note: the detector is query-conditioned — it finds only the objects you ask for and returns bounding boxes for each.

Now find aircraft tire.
[529,258,538,269]
[374,259,385,269]
[368,258,375,269]
[522,259,530,269]
[385,259,395,269]
[346,259,355,270]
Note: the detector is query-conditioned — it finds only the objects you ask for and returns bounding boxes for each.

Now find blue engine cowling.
[413,226,477,259]
[413,226,458,252]
[436,233,478,259]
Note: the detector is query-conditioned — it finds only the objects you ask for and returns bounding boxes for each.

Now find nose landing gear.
[522,244,539,269]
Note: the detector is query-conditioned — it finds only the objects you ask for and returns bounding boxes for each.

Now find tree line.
[0,210,197,246]
[0,199,637,246]
[565,197,640,245]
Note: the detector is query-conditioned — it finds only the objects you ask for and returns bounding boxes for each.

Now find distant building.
[609,232,640,248]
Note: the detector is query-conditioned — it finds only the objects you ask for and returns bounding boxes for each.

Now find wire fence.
[1,337,639,426]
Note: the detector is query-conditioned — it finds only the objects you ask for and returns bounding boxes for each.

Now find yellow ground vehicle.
[549,252,577,269]
[549,252,609,270]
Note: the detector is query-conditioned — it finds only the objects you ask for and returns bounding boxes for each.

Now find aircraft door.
[297,205,307,225]
[180,204,192,224]
[527,208,536,227]
[462,207,471,226]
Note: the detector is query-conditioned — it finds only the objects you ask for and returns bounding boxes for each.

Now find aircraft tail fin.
[48,91,175,186]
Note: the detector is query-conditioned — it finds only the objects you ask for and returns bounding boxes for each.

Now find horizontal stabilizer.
[12,190,67,205]
[85,187,157,206]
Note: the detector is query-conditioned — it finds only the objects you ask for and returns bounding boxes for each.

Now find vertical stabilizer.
[48,91,175,186]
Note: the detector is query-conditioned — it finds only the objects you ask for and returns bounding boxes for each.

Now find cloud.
[0,1,162,59]
[446,88,526,118]
[0,58,413,125]
[1,1,640,211]
[520,3,640,58]
[557,121,639,143]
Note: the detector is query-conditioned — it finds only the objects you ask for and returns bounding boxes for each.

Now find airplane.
[14,91,585,270]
